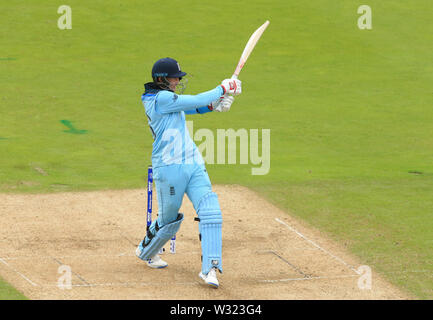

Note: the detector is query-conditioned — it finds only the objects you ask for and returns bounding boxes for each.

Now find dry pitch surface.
[0,185,409,299]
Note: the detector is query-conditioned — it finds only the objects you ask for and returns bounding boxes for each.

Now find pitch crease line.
[0,257,38,286]
[2,251,199,260]
[275,218,360,275]
[2,253,132,260]
[41,281,197,288]
[258,274,359,283]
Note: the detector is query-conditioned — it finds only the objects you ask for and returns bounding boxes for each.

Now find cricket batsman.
[135,57,241,288]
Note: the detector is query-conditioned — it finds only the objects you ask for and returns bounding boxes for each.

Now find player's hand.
[221,78,242,96]
[214,95,234,112]
[208,97,224,111]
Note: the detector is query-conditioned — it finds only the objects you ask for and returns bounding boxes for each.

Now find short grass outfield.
[1,0,432,299]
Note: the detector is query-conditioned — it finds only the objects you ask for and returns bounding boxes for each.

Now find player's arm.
[185,94,236,114]
[156,79,241,114]
[156,86,224,114]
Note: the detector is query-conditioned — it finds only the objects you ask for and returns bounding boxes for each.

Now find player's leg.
[136,164,188,267]
[186,164,222,287]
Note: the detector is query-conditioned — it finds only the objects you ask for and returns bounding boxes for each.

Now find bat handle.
[231,74,238,80]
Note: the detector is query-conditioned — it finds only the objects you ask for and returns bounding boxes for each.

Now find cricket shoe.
[199,268,219,288]
[145,254,168,269]
[135,245,168,269]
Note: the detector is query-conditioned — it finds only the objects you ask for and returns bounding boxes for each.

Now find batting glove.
[221,78,242,96]
[214,95,234,112]
[207,97,223,111]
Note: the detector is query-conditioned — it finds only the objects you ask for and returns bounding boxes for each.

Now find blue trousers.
[144,163,223,274]
[148,163,212,233]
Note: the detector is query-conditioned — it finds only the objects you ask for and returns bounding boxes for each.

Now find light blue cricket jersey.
[141,83,224,168]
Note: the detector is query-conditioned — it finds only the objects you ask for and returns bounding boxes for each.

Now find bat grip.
[231,74,238,80]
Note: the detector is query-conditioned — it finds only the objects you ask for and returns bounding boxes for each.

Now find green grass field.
[0,279,26,300]
[1,0,432,299]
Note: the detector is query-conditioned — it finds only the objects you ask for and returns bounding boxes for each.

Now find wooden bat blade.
[233,20,270,78]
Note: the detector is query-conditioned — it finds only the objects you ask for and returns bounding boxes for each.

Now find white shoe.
[199,268,219,288]
[145,254,168,269]
[136,246,168,269]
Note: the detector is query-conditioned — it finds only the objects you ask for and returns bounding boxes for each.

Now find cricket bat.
[232,20,270,79]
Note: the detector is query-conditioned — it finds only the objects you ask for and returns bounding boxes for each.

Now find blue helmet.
[152,57,187,80]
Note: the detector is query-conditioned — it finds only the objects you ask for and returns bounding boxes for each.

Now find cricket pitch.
[0,185,409,299]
